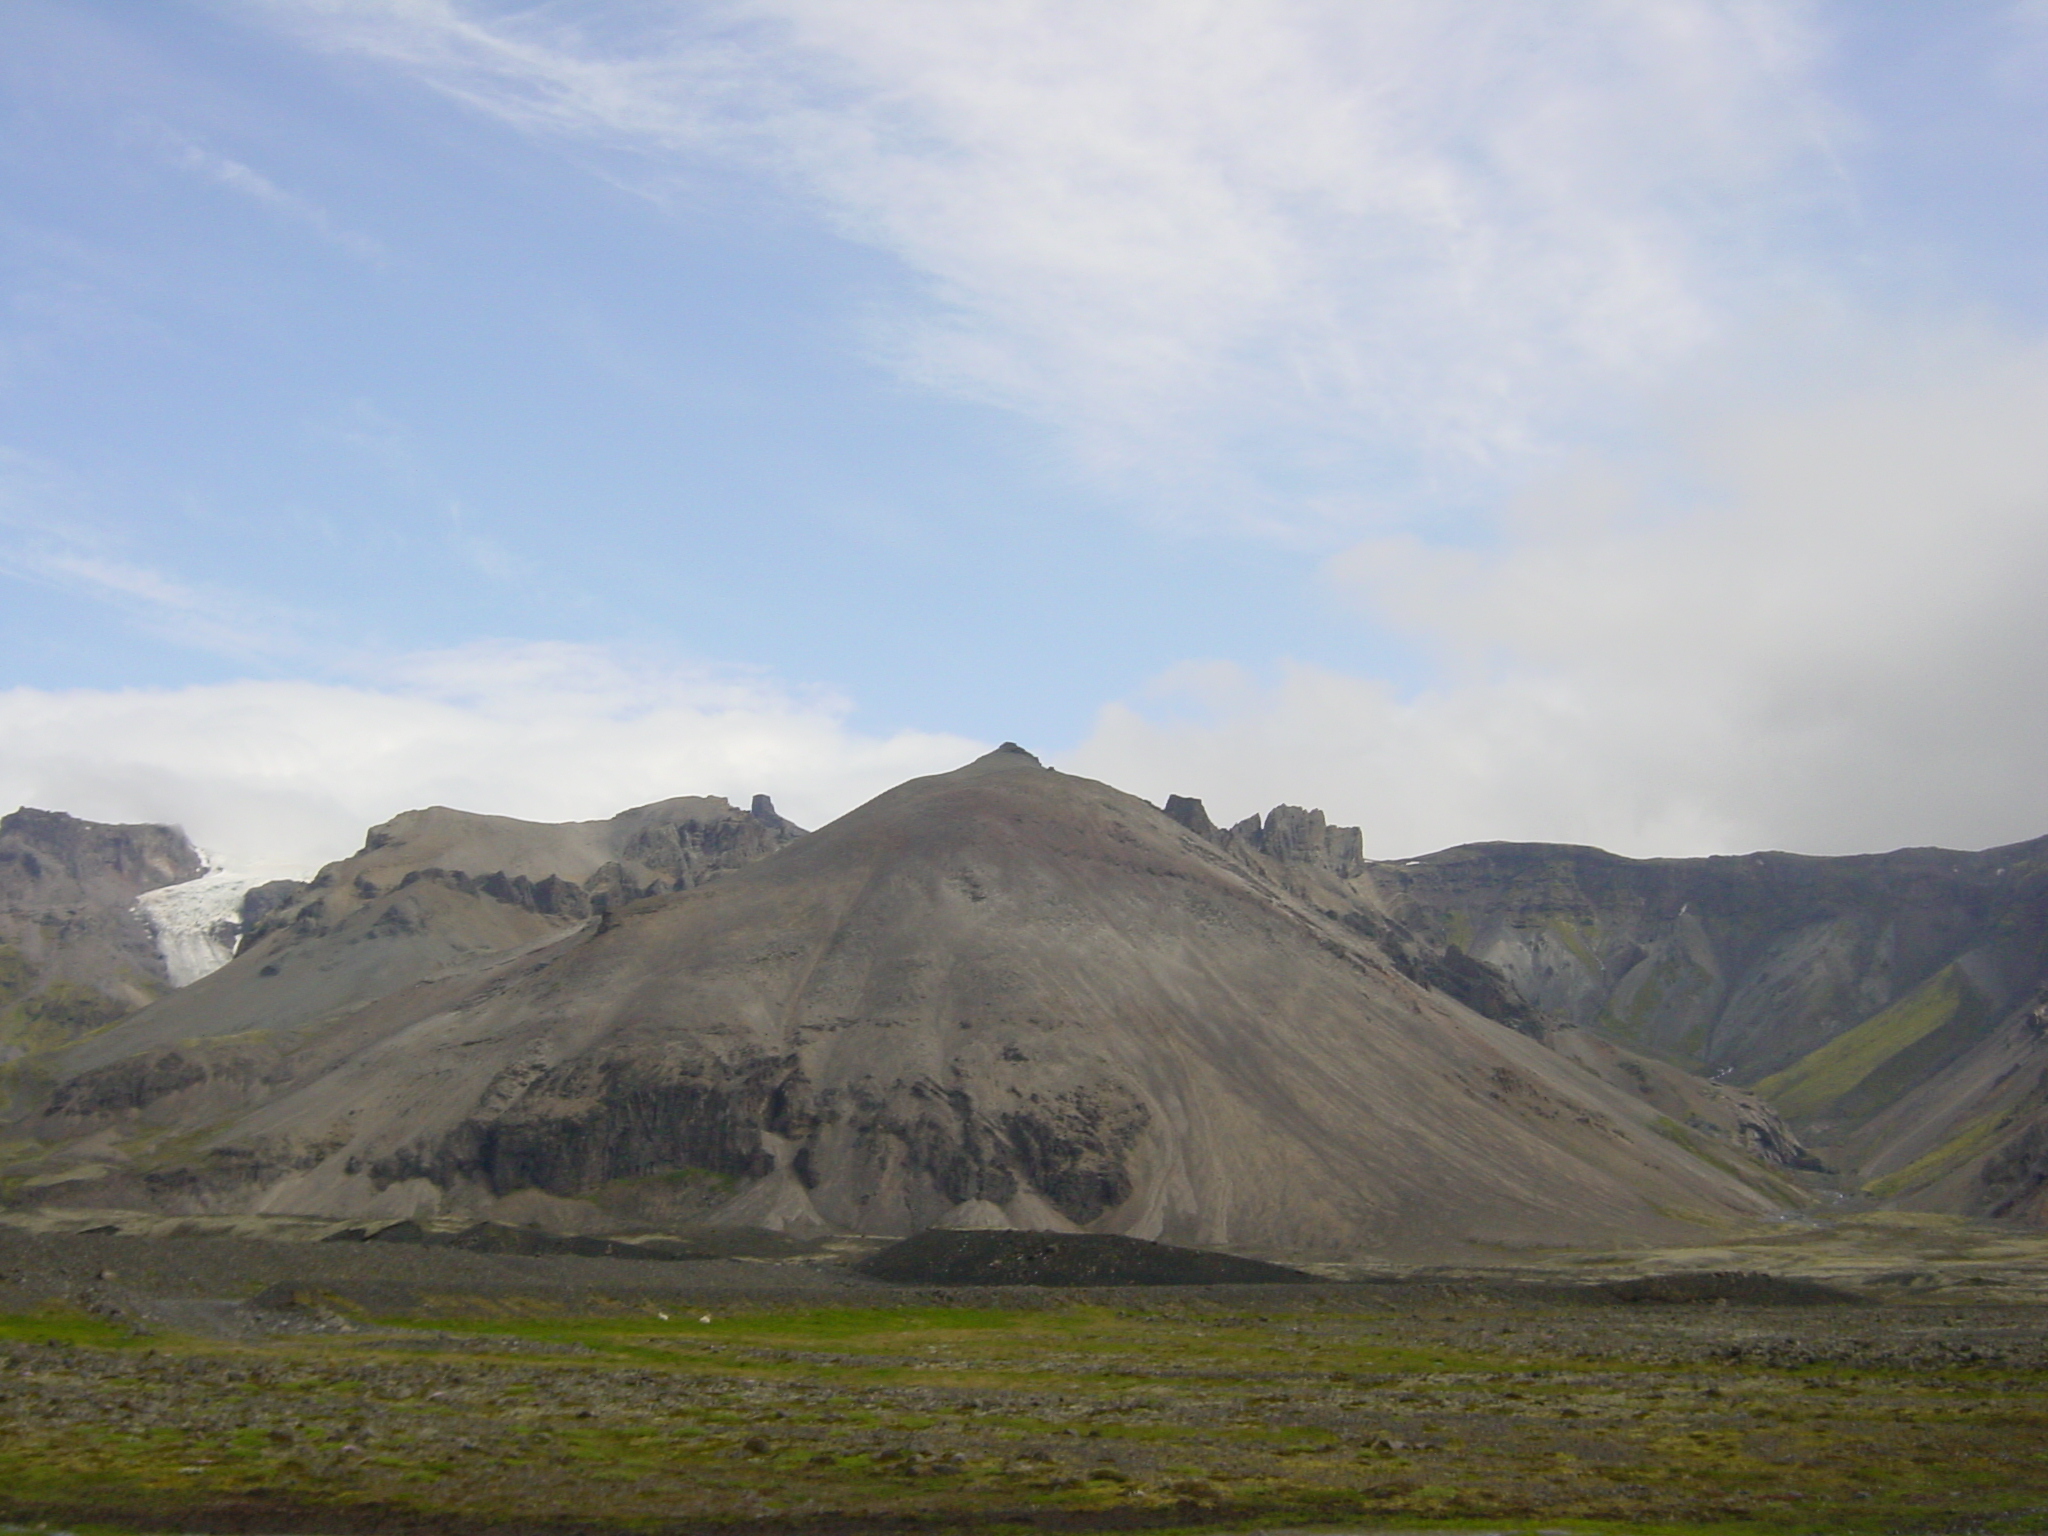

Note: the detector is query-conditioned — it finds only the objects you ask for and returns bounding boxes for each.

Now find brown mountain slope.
[0,809,204,1060]
[17,794,806,1094]
[8,749,1789,1255]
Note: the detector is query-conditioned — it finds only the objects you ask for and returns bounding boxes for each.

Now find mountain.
[0,809,207,1061]
[0,749,1793,1255]
[1367,838,2048,1220]
[29,793,807,1087]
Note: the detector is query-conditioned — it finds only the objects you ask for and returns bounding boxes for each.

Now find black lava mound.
[1596,1270,1872,1306]
[321,1220,720,1261]
[856,1229,1320,1286]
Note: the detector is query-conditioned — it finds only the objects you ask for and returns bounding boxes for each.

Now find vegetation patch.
[1864,1107,2018,1199]
[4,1284,2046,1535]
[1758,965,1988,1121]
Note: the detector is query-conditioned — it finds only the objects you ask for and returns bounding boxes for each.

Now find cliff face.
[0,809,205,1061]
[1365,837,2048,1220]
[3,751,1789,1255]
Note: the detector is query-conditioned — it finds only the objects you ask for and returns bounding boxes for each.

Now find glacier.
[135,869,263,987]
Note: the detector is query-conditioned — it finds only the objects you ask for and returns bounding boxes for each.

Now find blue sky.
[3,1,2046,871]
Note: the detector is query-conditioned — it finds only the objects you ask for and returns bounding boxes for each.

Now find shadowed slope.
[1371,836,2048,1216]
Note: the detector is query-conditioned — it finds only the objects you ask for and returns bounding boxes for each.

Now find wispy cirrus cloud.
[158,130,387,264]
[254,0,1848,531]
[0,447,296,661]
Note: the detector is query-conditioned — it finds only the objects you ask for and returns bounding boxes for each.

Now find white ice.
[135,868,264,987]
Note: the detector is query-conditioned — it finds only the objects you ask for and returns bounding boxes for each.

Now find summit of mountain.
[4,749,1792,1255]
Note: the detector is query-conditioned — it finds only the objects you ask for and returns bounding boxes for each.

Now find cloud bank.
[1071,325,2048,858]
[14,4,2025,871]
[0,642,981,873]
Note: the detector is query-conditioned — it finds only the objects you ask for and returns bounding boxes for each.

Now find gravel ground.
[3,1221,2048,1534]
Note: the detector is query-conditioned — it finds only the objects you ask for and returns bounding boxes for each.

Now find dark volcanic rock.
[1596,1270,1872,1307]
[857,1229,1319,1286]
[1224,804,1366,879]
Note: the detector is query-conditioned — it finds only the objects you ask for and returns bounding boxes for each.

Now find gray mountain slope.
[7,748,1789,1254]
[0,809,204,1060]
[1156,797,1812,1176]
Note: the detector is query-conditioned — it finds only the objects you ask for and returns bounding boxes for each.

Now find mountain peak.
[954,741,1045,776]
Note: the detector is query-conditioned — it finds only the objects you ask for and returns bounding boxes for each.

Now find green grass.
[1862,1106,2017,1198]
[1545,915,1604,977]
[0,1305,146,1348]
[1758,965,1987,1121]
[372,1304,1511,1379]
[3,1295,2046,1534]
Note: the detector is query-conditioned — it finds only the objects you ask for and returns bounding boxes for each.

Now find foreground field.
[4,1256,2048,1536]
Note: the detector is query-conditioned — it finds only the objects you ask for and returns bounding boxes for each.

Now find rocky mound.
[858,1229,1318,1286]
[1596,1270,1871,1306]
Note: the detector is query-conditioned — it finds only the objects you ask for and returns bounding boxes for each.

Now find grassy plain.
[4,1277,2048,1536]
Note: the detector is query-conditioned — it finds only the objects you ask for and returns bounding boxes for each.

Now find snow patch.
[135,869,260,987]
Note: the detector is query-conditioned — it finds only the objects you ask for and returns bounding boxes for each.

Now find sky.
[2,0,2046,873]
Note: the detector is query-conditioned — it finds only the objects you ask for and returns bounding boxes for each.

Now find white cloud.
[259,0,1843,529]
[0,641,983,872]
[0,447,293,660]
[164,133,386,264]
[1067,325,2048,858]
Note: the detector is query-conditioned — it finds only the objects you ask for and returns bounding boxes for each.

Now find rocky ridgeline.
[0,749,1806,1253]
[236,793,805,953]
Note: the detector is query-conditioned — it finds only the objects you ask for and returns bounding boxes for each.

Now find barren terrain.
[3,1213,2047,1534]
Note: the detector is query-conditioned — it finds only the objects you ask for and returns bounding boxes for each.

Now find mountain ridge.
[1,749,1791,1255]
[10,757,2047,1242]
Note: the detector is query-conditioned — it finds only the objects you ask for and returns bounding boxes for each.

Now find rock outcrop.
[0,809,206,1060]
